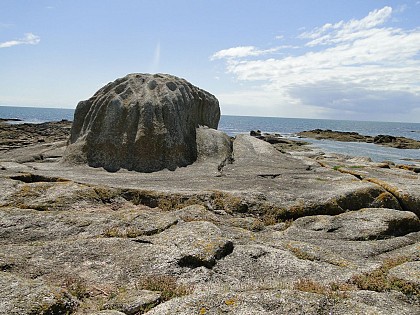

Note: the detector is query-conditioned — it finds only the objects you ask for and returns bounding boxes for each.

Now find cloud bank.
[212,6,420,122]
[0,33,40,48]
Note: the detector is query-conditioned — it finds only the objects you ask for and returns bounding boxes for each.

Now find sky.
[1,0,420,122]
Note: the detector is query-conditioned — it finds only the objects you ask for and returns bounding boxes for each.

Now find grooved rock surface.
[63,73,220,172]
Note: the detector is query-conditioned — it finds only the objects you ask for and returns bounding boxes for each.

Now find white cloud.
[211,46,280,60]
[211,6,420,122]
[0,33,40,48]
[300,6,393,46]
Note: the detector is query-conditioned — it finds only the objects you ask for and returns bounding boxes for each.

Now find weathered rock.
[288,208,420,241]
[151,221,234,269]
[0,120,71,153]
[0,206,179,244]
[13,135,400,219]
[313,155,420,216]
[0,120,70,164]
[2,120,420,314]
[145,289,419,315]
[196,126,232,165]
[365,174,420,216]
[103,289,161,315]
[63,73,220,172]
[173,204,220,223]
[250,131,310,153]
[389,261,420,286]
[0,272,77,315]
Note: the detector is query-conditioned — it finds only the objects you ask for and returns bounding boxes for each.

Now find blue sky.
[1,0,420,122]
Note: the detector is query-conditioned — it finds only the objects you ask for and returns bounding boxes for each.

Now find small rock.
[250,130,262,137]
[103,289,161,315]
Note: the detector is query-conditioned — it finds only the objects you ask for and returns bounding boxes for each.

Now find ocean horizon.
[1,105,419,164]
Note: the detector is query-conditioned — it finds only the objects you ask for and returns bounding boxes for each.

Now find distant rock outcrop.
[298,129,420,149]
[63,73,220,172]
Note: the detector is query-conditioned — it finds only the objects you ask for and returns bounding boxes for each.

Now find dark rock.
[250,131,310,152]
[299,129,420,149]
[0,120,71,153]
[374,134,397,144]
[298,129,369,142]
[250,130,262,137]
[0,118,22,122]
[63,73,220,172]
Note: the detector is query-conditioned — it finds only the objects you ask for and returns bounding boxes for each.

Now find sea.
[1,105,419,165]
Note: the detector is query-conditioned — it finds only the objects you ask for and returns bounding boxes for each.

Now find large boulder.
[63,73,220,172]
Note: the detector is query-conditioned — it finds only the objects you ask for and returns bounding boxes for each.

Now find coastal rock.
[0,120,71,163]
[298,129,420,149]
[196,126,233,165]
[0,205,180,244]
[151,221,234,269]
[0,120,71,152]
[0,272,77,315]
[298,129,370,142]
[287,208,420,241]
[63,73,220,172]
[250,131,310,153]
[145,289,418,315]
[103,289,161,314]
[1,119,420,314]
[312,153,420,216]
[388,261,420,286]
[19,135,401,219]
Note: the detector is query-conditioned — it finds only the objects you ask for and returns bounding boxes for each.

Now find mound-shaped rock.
[63,73,220,172]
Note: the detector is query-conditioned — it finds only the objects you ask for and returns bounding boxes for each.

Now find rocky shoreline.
[298,129,420,149]
[0,119,419,314]
[0,119,72,151]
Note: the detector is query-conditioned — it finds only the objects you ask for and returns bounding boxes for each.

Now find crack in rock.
[178,241,234,269]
